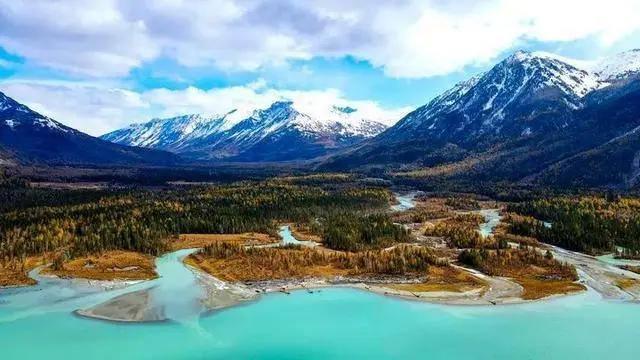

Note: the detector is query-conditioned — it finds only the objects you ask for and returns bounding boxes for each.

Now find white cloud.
[0,79,409,135]
[0,80,150,135]
[142,82,409,126]
[1,0,638,78]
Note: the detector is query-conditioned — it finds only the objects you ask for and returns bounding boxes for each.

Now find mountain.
[0,91,179,166]
[389,51,601,142]
[593,49,640,81]
[101,101,390,162]
[322,49,640,188]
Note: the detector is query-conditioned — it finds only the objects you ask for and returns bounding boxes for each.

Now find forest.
[0,179,406,268]
[508,196,640,258]
[190,242,443,281]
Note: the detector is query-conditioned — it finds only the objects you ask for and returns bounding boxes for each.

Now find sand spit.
[68,242,640,323]
[239,270,530,307]
[549,245,640,301]
[75,264,259,323]
[76,289,165,323]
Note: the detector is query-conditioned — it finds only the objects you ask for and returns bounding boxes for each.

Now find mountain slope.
[386,51,601,144]
[324,51,608,170]
[528,74,640,187]
[0,91,179,166]
[322,49,640,188]
[593,49,640,81]
[102,101,389,162]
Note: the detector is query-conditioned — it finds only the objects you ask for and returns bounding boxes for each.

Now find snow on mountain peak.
[593,49,640,81]
[1,91,69,133]
[502,50,603,100]
[101,100,392,159]
[388,49,611,139]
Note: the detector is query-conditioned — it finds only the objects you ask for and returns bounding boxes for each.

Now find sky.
[0,0,639,135]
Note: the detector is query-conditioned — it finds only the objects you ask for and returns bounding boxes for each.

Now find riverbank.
[549,245,640,301]
[186,253,584,308]
[4,192,635,325]
[5,242,612,325]
[5,284,640,360]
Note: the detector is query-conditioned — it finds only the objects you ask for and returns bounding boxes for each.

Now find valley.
[4,2,640,358]
[2,175,640,360]
[3,174,640,322]
[2,46,640,359]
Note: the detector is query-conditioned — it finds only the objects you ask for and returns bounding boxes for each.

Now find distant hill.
[0,91,180,166]
[101,101,391,162]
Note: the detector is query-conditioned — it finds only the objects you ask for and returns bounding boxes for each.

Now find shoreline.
[11,257,608,324]
[70,268,584,323]
[7,231,637,324]
[236,274,583,307]
[72,275,590,324]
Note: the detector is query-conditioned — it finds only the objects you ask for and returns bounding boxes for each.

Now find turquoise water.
[149,249,204,323]
[279,225,302,245]
[278,225,317,247]
[1,285,639,359]
[596,253,640,267]
[392,192,416,211]
[478,209,501,237]
[2,246,640,359]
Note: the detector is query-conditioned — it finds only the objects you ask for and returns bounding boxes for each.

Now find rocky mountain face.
[0,91,179,166]
[386,51,602,143]
[101,101,389,162]
[322,49,640,189]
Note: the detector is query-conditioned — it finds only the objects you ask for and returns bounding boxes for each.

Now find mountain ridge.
[321,49,640,188]
[102,100,391,162]
[0,91,180,166]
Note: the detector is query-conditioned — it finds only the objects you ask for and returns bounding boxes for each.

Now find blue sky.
[0,0,639,135]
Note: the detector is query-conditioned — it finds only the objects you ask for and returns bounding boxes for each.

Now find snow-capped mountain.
[322,49,640,188]
[102,101,390,161]
[1,91,74,134]
[0,91,179,165]
[593,49,640,81]
[382,50,604,144]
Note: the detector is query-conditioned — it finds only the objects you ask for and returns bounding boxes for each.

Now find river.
[1,281,640,359]
[2,200,640,359]
[478,209,501,237]
[391,192,418,211]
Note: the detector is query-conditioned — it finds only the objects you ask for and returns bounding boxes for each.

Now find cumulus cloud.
[0,79,410,135]
[1,0,638,78]
[0,80,150,135]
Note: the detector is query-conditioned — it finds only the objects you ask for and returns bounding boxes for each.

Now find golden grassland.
[43,250,157,281]
[185,249,349,282]
[392,197,455,224]
[463,248,584,299]
[1,232,276,286]
[0,257,42,287]
[171,233,278,250]
[620,265,640,274]
[276,173,355,183]
[494,232,542,247]
[389,266,487,293]
[515,278,585,300]
[392,157,484,178]
[616,278,640,290]
[186,243,440,282]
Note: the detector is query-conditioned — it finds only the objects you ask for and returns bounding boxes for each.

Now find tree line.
[1,181,395,265]
[508,196,640,257]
